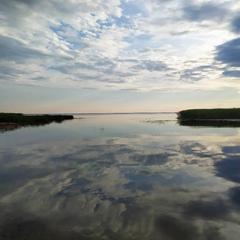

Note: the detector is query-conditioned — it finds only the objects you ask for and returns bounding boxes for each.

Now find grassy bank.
[0,113,74,128]
[177,108,240,120]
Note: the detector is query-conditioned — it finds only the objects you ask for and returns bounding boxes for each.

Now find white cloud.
[0,0,240,96]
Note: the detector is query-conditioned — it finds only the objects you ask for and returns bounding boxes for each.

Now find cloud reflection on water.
[0,118,240,239]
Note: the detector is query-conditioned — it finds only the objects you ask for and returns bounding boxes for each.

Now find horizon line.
[66,111,176,115]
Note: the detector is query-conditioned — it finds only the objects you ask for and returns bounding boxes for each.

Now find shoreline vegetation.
[177,108,240,127]
[0,113,74,132]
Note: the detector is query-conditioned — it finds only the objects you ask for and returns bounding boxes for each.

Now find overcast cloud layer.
[0,0,240,111]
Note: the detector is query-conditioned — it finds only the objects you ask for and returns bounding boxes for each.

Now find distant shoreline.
[177,108,240,120]
[0,113,74,132]
[177,108,240,127]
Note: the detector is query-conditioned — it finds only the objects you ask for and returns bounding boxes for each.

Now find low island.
[0,113,74,132]
[177,108,240,127]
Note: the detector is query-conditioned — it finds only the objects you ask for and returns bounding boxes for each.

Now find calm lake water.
[0,113,240,240]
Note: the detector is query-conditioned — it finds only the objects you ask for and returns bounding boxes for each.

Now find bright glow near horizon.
[0,0,240,113]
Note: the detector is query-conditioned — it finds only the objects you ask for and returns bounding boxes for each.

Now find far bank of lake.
[177,108,240,127]
[0,113,74,132]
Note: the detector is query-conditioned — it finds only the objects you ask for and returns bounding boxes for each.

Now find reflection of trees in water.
[178,120,240,128]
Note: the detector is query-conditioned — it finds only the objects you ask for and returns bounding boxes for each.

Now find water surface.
[0,113,240,240]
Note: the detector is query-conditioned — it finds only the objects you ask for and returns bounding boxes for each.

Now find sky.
[0,0,240,113]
